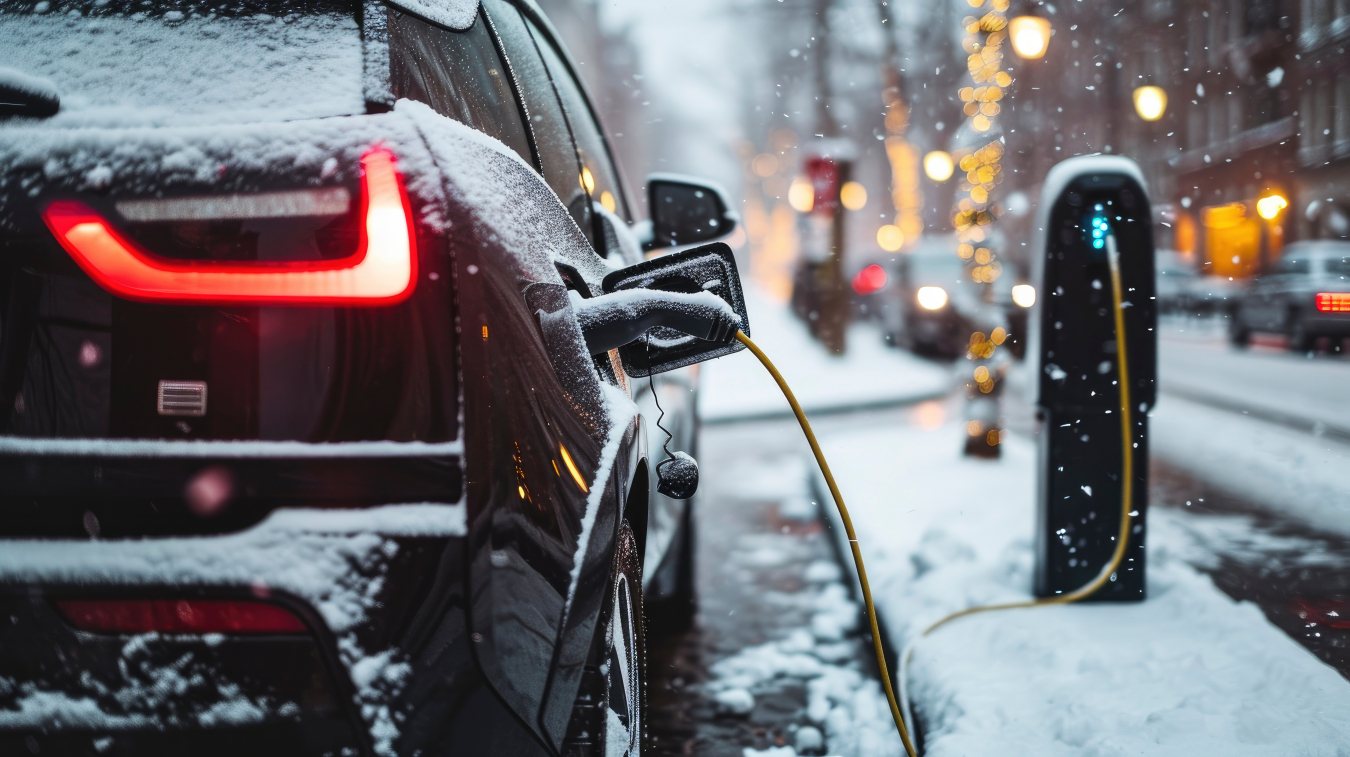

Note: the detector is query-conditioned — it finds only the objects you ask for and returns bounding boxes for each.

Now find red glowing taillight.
[1315,293,1350,313]
[41,148,416,306]
[852,264,888,295]
[55,599,307,635]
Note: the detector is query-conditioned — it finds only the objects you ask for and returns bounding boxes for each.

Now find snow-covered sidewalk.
[812,413,1350,755]
[699,287,951,422]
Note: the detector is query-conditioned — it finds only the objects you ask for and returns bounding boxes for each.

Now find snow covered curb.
[698,288,950,423]
[810,420,1350,754]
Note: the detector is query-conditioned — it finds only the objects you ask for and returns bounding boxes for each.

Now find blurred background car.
[1155,249,1200,314]
[881,237,1008,358]
[1228,240,1350,351]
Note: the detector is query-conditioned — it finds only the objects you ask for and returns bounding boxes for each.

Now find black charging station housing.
[1032,157,1157,601]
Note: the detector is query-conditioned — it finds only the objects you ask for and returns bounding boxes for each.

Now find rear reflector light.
[55,599,307,635]
[116,187,353,222]
[1316,293,1350,313]
[41,148,416,306]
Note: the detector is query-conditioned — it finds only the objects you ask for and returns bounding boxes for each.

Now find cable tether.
[734,330,919,757]
[734,232,1134,757]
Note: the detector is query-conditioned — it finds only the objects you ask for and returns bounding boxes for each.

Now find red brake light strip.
[41,148,416,306]
[55,598,307,635]
[1316,293,1350,313]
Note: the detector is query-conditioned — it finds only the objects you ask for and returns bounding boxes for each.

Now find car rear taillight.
[55,599,308,635]
[40,148,416,306]
[1315,293,1350,313]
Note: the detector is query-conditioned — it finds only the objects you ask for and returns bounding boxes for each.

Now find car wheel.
[1289,318,1314,353]
[564,520,644,757]
[1228,311,1250,348]
[646,498,696,630]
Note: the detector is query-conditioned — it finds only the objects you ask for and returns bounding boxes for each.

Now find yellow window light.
[580,166,596,194]
[600,190,616,213]
[841,181,868,211]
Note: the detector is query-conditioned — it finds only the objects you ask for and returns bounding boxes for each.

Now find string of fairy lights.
[957,0,1013,435]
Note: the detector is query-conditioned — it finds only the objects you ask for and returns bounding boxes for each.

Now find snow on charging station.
[1031,156,1157,601]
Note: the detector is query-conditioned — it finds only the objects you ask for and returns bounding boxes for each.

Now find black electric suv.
[0,1,744,754]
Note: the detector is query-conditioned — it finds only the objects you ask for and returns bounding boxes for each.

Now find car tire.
[645,498,696,630]
[1228,312,1250,348]
[1289,317,1314,354]
[563,520,644,757]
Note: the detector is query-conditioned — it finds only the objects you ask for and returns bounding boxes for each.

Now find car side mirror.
[646,174,738,250]
[601,242,749,376]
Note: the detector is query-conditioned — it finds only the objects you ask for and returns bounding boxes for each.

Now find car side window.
[1276,257,1309,275]
[1326,256,1350,277]
[387,4,532,166]
[480,0,594,244]
[524,18,627,223]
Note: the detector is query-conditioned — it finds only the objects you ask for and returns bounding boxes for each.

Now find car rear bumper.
[1303,313,1350,335]
[0,502,468,756]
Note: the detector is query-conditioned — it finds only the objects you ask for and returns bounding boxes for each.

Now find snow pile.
[0,502,466,754]
[699,286,950,422]
[811,418,1350,755]
[396,0,479,31]
[0,10,364,127]
[0,632,272,731]
[703,574,906,757]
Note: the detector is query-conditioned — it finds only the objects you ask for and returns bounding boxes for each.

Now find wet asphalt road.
[645,411,892,757]
[1150,462,1350,679]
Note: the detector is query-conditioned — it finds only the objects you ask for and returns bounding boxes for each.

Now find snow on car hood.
[0,6,366,128]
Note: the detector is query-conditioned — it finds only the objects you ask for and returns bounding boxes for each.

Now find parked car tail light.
[852,264,888,295]
[55,599,307,635]
[1315,293,1350,313]
[917,286,948,310]
[40,147,416,306]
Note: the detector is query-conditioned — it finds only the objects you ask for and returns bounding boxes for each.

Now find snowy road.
[1158,318,1350,438]
[646,411,909,757]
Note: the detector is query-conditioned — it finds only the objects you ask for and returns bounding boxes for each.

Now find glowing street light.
[1132,86,1168,121]
[840,181,868,211]
[1256,194,1288,220]
[1009,16,1051,60]
[923,151,954,182]
[788,177,814,213]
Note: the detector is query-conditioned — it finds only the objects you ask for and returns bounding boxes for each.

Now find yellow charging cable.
[922,236,1135,636]
[735,330,920,757]
[734,235,1133,757]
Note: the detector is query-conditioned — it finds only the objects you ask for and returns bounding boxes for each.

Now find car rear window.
[0,0,364,126]
[1323,256,1350,276]
[387,5,533,165]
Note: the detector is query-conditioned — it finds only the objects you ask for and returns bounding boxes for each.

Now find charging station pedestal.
[1032,157,1156,601]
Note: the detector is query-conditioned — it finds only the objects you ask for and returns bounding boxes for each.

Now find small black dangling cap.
[656,451,699,499]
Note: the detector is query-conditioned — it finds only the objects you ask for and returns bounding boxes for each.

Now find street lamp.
[1009,16,1051,60]
[923,151,954,182]
[1256,193,1287,220]
[1132,86,1168,121]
